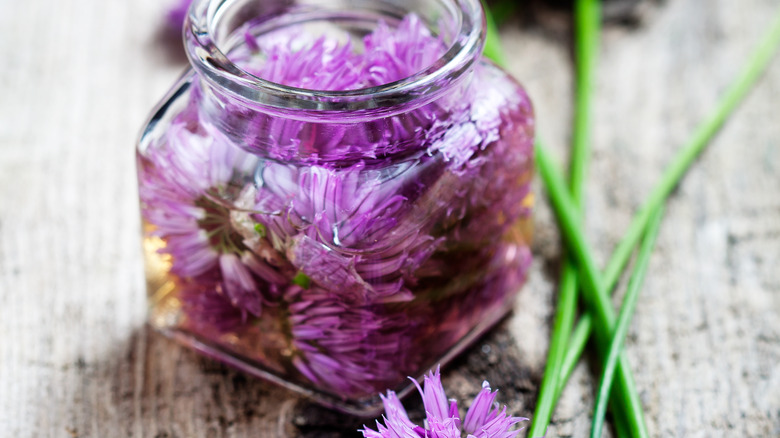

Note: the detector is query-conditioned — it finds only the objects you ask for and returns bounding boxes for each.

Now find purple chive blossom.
[218,252,262,316]
[286,235,377,303]
[209,14,451,162]
[138,121,267,317]
[239,13,442,90]
[254,161,408,247]
[281,284,416,397]
[245,35,364,91]
[360,368,527,438]
[179,275,247,333]
[254,159,448,302]
[361,13,444,86]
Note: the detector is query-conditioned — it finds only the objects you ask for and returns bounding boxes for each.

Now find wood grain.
[1,0,778,436]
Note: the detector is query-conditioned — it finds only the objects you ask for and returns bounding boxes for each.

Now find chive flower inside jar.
[137,0,535,415]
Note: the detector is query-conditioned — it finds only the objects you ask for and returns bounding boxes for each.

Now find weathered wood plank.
[0,0,778,436]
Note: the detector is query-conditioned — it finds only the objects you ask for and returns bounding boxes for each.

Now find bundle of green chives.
[482,2,780,436]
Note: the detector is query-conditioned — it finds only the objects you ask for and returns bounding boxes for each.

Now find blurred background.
[0,0,778,436]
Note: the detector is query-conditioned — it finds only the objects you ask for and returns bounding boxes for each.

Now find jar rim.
[184,0,486,114]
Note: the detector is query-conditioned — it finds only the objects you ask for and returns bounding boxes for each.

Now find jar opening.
[185,0,485,115]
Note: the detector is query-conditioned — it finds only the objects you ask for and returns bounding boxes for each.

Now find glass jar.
[137,0,534,415]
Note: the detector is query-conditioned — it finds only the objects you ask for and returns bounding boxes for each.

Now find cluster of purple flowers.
[140,12,534,399]
[361,368,527,438]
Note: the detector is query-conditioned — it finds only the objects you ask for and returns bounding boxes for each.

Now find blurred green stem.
[535,142,649,438]
[488,2,780,437]
[490,0,519,26]
[527,0,599,435]
[591,207,664,438]
[483,0,507,67]
[556,5,780,398]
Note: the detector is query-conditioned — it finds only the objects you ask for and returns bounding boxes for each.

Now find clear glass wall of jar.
[137,0,534,415]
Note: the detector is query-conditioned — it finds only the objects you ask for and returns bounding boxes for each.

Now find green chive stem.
[571,0,599,194]
[614,412,632,438]
[591,207,664,438]
[535,141,649,438]
[602,8,780,290]
[528,262,578,437]
[557,5,780,398]
[492,2,780,437]
[528,0,600,435]
[483,0,507,67]
[490,0,519,27]
[555,306,591,400]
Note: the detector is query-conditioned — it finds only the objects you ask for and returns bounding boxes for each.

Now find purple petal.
[463,380,498,434]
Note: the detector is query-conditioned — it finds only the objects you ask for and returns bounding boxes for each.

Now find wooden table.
[1,0,778,436]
